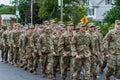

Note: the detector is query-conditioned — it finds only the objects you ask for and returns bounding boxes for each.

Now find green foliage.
[104,6,120,24]
[38,0,86,24]
[104,0,120,24]
[0,5,15,14]
[100,23,114,36]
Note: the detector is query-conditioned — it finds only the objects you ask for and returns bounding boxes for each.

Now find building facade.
[85,0,114,22]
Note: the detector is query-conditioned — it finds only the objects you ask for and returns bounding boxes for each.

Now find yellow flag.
[80,16,89,23]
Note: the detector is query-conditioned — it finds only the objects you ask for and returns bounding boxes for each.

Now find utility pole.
[31,0,33,24]
[60,0,63,21]
[16,0,19,22]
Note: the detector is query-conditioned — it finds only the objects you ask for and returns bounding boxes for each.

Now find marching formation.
[0,20,120,80]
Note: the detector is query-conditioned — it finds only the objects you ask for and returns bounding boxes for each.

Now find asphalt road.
[0,52,114,80]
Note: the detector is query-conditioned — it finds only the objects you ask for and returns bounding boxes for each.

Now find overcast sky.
[0,0,12,5]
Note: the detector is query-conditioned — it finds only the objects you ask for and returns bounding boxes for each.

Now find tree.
[104,0,120,24]
[38,0,86,24]
[0,5,15,14]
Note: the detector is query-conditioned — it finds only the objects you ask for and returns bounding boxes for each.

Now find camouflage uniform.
[11,28,21,66]
[59,30,74,80]
[37,27,54,77]
[103,22,120,80]
[30,29,40,74]
[87,23,100,79]
[71,23,94,80]
[22,29,33,71]
[0,29,4,62]
[48,26,63,80]
[18,32,25,67]
[2,29,10,63]
[9,29,14,65]
[95,26,105,74]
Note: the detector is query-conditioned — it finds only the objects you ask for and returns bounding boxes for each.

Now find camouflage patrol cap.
[56,26,61,30]
[16,23,21,26]
[88,23,95,27]
[67,21,73,26]
[29,25,34,29]
[115,20,120,24]
[44,26,51,30]
[24,26,29,30]
[44,21,49,24]
[78,22,86,27]
[96,26,100,29]
[50,20,55,23]
[58,21,64,25]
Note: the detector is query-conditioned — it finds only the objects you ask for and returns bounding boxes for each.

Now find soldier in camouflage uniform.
[30,24,42,75]
[103,20,120,80]
[37,27,54,77]
[95,26,105,74]
[71,23,94,80]
[22,25,34,72]
[2,26,11,63]
[59,22,74,80]
[9,24,17,65]
[87,23,100,80]
[48,26,63,80]
[0,26,5,62]
[18,29,26,68]
[11,23,21,67]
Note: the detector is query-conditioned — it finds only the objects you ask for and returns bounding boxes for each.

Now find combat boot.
[33,70,37,75]
[48,73,52,79]
[41,73,46,78]
[104,77,110,80]
[52,75,56,80]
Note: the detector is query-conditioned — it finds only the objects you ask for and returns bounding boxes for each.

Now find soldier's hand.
[63,53,67,57]
[39,53,43,57]
[34,49,37,53]
[19,49,21,52]
[52,52,56,56]
[13,44,16,47]
[76,55,81,60]
[105,54,109,58]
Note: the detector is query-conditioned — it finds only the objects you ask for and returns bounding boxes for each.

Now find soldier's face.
[80,26,86,32]
[45,29,50,33]
[89,27,95,32]
[96,29,100,33]
[116,23,120,30]
[67,25,73,32]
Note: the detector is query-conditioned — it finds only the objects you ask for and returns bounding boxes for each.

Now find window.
[105,0,112,5]
[87,8,94,16]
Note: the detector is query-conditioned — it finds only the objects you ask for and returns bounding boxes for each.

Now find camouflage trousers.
[47,54,60,77]
[23,47,33,70]
[9,46,14,64]
[3,45,9,62]
[13,47,19,65]
[40,53,48,74]
[0,45,4,61]
[72,57,91,80]
[90,56,97,78]
[60,56,71,80]
[106,55,120,79]
[32,52,39,72]
[19,49,25,67]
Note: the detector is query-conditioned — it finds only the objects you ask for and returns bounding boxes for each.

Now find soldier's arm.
[71,35,78,57]
[103,31,111,54]
[58,35,64,55]
[37,35,42,54]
